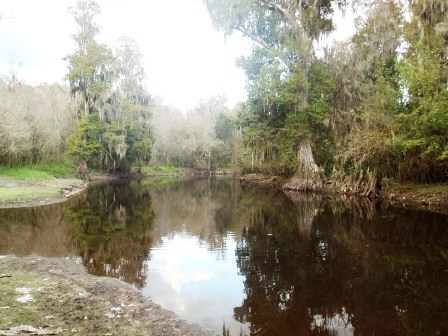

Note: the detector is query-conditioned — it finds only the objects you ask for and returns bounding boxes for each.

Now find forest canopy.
[203,0,448,185]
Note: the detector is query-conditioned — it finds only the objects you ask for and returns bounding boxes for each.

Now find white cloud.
[0,0,250,111]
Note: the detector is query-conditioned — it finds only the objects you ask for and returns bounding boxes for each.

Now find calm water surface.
[1,177,447,335]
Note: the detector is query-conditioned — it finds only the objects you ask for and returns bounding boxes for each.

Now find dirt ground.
[238,174,287,189]
[0,256,217,336]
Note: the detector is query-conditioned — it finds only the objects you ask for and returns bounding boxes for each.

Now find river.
[1,177,447,335]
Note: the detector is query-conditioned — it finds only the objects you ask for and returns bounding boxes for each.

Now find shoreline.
[1,171,447,215]
[0,255,217,336]
[0,168,236,209]
[0,177,88,209]
[239,173,448,215]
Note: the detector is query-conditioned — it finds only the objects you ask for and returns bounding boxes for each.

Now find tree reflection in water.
[234,186,448,335]
[1,177,447,335]
[67,181,155,289]
[0,197,80,257]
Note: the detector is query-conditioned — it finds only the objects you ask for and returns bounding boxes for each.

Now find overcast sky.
[0,1,355,112]
[0,0,252,111]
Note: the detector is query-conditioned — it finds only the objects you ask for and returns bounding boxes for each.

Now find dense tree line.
[0,0,240,174]
[0,0,153,173]
[204,0,448,186]
[151,96,239,170]
[0,76,76,166]
[2,0,447,184]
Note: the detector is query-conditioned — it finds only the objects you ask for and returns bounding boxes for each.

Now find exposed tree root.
[327,170,379,198]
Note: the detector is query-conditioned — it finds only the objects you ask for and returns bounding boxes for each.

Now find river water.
[1,177,447,335]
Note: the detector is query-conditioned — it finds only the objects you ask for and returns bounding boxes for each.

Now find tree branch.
[260,0,297,26]
[232,25,291,68]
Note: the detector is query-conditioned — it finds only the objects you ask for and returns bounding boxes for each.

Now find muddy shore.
[0,256,217,336]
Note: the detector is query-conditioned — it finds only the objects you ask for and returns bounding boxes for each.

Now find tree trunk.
[251,150,254,172]
[208,151,211,172]
[283,139,323,192]
[76,159,91,181]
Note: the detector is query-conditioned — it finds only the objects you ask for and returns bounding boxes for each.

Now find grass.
[0,186,55,202]
[0,163,80,205]
[0,178,82,204]
[0,164,75,181]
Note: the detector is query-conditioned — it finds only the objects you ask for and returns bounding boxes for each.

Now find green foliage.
[0,164,75,180]
[236,59,335,175]
[31,163,75,178]
[203,0,448,182]
[126,123,152,167]
[0,167,54,180]
[68,114,103,161]
[213,112,237,168]
[385,16,448,182]
[64,2,152,172]
[380,176,398,191]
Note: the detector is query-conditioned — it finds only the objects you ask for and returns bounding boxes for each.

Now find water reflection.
[0,177,447,335]
[145,233,246,334]
[235,187,448,335]
[0,197,80,256]
[140,178,248,335]
[67,181,155,288]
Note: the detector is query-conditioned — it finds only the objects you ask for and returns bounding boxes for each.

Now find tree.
[0,76,75,166]
[65,0,114,120]
[204,0,345,190]
[107,37,152,172]
[326,1,403,176]
[393,0,448,182]
[214,112,238,168]
[65,1,152,174]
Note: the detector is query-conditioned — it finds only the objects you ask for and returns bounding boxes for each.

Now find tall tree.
[65,0,114,120]
[66,1,152,174]
[395,0,448,181]
[204,0,344,190]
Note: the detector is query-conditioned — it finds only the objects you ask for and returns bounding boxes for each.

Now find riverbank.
[239,173,448,215]
[0,255,216,336]
[0,164,237,208]
[0,177,87,209]
[383,183,448,215]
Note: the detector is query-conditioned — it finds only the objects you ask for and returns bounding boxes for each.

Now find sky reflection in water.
[1,177,447,336]
[144,233,247,334]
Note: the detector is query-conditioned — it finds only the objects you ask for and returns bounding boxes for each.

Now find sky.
[0,0,252,111]
[0,1,356,112]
